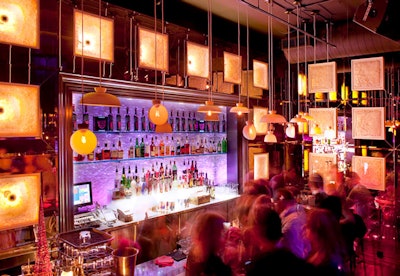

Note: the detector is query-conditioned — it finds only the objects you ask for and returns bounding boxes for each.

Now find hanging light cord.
[81,0,85,110]
[296,4,300,115]
[154,0,158,100]
[237,0,241,104]
[246,7,250,110]
[287,11,291,119]
[98,0,102,86]
[208,0,213,102]
[268,3,273,111]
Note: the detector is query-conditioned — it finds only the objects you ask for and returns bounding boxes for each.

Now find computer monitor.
[73,181,93,212]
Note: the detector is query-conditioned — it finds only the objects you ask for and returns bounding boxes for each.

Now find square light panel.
[139,27,169,72]
[186,41,209,78]
[0,82,41,137]
[0,173,41,231]
[74,9,114,62]
[253,60,268,89]
[0,0,40,48]
[223,51,242,84]
[308,61,337,93]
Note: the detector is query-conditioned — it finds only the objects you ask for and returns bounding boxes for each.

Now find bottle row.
[73,135,228,162]
[113,159,215,199]
[73,106,227,133]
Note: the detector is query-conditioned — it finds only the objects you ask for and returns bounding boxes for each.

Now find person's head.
[320,195,343,221]
[248,195,281,242]
[345,172,361,189]
[269,173,285,196]
[308,173,324,193]
[191,211,226,256]
[274,187,296,214]
[305,209,345,265]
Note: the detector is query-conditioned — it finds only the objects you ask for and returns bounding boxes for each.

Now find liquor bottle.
[72,105,77,131]
[176,138,181,155]
[135,137,141,158]
[222,137,227,153]
[111,143,118,159]
[114,167,120,189]
[198,119,205,132]
[217,139,222,153]
[144,135,150,157]
[141,108,146,131]
[125,107,131,132]
[181,111,186,132]
[169,110,174,131]
[140,137,145,157]
[116,108,122,131]
[150,137,156,157]
[133,107,139,131]
[154,136,159,156]
[213,116,220,132]
[117,139,124,159]
[221,114,226,133]
[175,111,180,132]
[87,150,94,161]
[95,143,102,160]
[102,143,111,160]
[159,137,165,156]
[159,162,165,177]
[170,137,175,155]
[108,107,114,131]
[193,112,199,132]
[188,112,193,132]
[128,138,135,158]
[172,161,178,180]
[184,135,190,155]
[165,136,170,156]
[83,106,89,126]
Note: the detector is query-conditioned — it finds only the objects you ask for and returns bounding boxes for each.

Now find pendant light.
[149,0,169,126]
[197,0,222,116]
[242,7,256,140]
[230,1,249,116]
[70,0,97,155]
[79,1,120,107]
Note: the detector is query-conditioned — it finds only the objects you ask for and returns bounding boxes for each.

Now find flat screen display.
[73,181,93,209]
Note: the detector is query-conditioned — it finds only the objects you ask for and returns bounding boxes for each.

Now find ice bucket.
[112,247,139,276]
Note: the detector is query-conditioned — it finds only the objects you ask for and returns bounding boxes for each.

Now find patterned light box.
[186,41,209,78]
[223,51,242,84]
[74,9,114,62]
[138,27,169,72]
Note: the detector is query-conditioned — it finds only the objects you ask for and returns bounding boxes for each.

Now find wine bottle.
[125,107,131,132]
[169,110,174,131]
[159,137,165,156]
[150,137,156,157]
[135,137,141,158]
[222,137,227,153]
[133,107,139,131]
[140,137,145,158]
[176,111,180,132]
[128,138,135,158]
[83,106,89,126]
[141,108,146,131]
[72,105,77,131]
[108,107,114,131]
[117,139,124,159]
[116,108,122,131]
[221,114,226,133]
[181,111,186,132]
[193,112,199,132]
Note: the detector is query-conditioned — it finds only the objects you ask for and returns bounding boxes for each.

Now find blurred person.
[308,173,328,207]
[305,208,347,275]
[274,188,310,259]
[245,207,315,275]
[185,212,232,276]
[345,172,373,222]
[222,226,246,275]
[269,173,285,198]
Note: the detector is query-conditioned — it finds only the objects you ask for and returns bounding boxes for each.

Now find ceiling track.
[240,0,335,48]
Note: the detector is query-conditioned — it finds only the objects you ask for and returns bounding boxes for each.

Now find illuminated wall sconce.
[361,92,367,106]
[138,27,169,72]
[0,0,40,48]
[297,73,307,96]
[0,173,41,231]
[352,90,359,105]
[329,91,337,101]
[186,41,209,78]
[315,92,324,100]
[0,82,41,137]
[223,51,242,84]
[74,9,114,62]
[341,83,349,101]
[253,60,268,89]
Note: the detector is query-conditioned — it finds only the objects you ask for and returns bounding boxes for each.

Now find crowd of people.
[185,167,375,276]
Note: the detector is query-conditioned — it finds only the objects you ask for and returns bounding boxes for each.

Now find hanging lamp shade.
[197,100,221,116]
[80,86,121,107]
[285,123,296,138]
[149,99,168,125]
[290,114,308,134]
[230,102,249,116]
[155,122,172,133]
[264,130,277,143]
[310,124,322,135]
[260,110,287,124]
[243,121,256,140]
[204,113,220,121]
[70,123,97,155]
